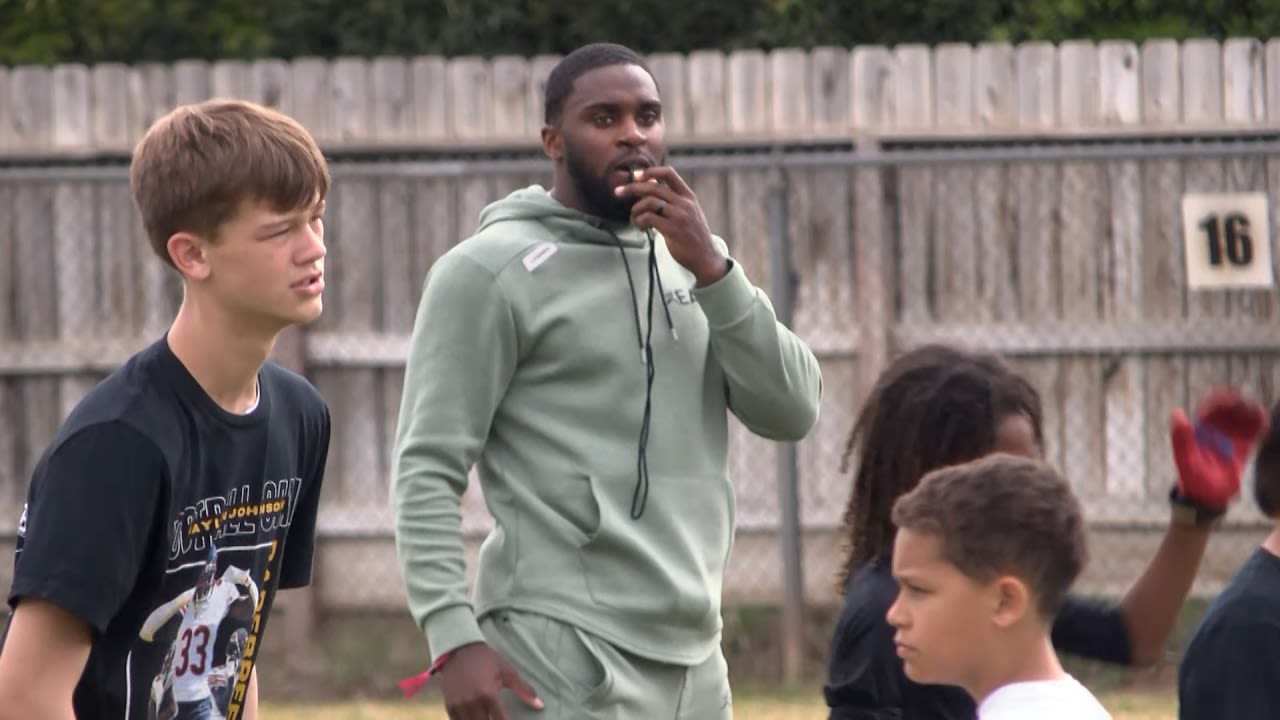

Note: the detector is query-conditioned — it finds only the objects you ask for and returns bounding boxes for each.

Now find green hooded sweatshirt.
[391,185,822,667]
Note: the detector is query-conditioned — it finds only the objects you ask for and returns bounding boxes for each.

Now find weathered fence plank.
[1139,39,1188,498]
[1098,40,1147,501]
[1010,41,1063,473]
[1057,41,1106,499]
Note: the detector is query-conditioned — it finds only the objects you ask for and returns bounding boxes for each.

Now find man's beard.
[564,142,665,224]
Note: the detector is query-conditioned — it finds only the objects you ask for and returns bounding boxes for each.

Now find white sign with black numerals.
[1181,192,1273,289]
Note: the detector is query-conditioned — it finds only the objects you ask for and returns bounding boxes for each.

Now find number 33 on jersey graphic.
[137,543,263,720]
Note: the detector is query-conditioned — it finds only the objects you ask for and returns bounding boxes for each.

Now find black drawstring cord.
[647,228,678,342]
[613,239,646,364]
[631,241,658,519]
[608,229,652,519]
[609,228,679,520]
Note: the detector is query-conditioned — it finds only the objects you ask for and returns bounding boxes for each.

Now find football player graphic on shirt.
[207,628,249,718]
[139,545,260,720]
[147,642,179,720]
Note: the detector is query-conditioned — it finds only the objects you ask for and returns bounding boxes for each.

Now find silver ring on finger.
[656,199,666,215]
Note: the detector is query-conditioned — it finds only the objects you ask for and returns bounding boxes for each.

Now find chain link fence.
[2,133,1279,692]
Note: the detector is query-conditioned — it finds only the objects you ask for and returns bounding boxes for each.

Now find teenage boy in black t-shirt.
[0,98,332,720]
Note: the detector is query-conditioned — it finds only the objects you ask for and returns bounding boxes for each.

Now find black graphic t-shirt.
[5,337,329,720]
[1178,547,1280,720]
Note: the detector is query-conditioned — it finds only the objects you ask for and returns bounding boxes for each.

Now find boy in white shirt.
[887,453,1112,720]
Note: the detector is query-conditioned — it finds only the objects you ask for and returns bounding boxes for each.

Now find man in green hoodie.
[391,42,823,719]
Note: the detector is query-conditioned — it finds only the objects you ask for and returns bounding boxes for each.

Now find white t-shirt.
[978,675,1112,720]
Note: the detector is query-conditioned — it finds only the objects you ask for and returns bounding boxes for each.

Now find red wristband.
[398,650,453,699]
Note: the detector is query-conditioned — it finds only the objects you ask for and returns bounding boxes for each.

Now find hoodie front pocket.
[577,473,735,632]
[549,474,600,546]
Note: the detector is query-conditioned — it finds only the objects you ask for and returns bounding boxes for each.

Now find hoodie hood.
[475,185,650,248]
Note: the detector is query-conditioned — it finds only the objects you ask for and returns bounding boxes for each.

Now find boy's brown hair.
[892,453,1087,620]
[129,99,330,268]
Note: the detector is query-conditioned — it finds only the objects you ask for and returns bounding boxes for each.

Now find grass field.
[262,687,1176,718]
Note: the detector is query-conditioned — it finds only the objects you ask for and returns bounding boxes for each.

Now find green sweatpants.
[479,609,733,719]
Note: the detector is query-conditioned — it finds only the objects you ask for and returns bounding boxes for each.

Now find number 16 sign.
[1181,192,1273,289]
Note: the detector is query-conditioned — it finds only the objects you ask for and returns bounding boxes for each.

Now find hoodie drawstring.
[648,229,678,343]
[610,228,677,519]
[613,239,647,365]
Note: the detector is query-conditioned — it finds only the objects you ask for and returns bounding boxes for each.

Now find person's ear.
[167,232,212,281]
[990,575,1031,629]
[542,124,563,161]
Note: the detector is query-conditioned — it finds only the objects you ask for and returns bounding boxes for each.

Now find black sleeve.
[8,422,166,634]
[278,402,329,589]
[1178,618,1280,720]
[829,706,901,720]
[1049,594,1132,664]
[823,589,904,719]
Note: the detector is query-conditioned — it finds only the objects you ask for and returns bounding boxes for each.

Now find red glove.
[1170,388,1269,511]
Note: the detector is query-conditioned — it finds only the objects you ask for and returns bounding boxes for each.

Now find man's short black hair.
[544,43,655,125]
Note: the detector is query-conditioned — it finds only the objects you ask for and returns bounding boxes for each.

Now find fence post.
[768,159,806,685]
[268,325,323,689]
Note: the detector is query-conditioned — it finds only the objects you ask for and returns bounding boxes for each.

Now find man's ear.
[542,124,563,161]
[990,575,1031,630]
[167,232,212,281]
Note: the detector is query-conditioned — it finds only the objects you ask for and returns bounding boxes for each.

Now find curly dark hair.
[836,344,1045,592]
[892,453,1088,619]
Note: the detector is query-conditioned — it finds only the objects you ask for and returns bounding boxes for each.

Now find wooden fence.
[0,38,1277,153]
[2,39,1280,610]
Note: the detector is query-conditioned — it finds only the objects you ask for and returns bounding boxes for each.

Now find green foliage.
[2,0,1279,66]
[0,0,272,64]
